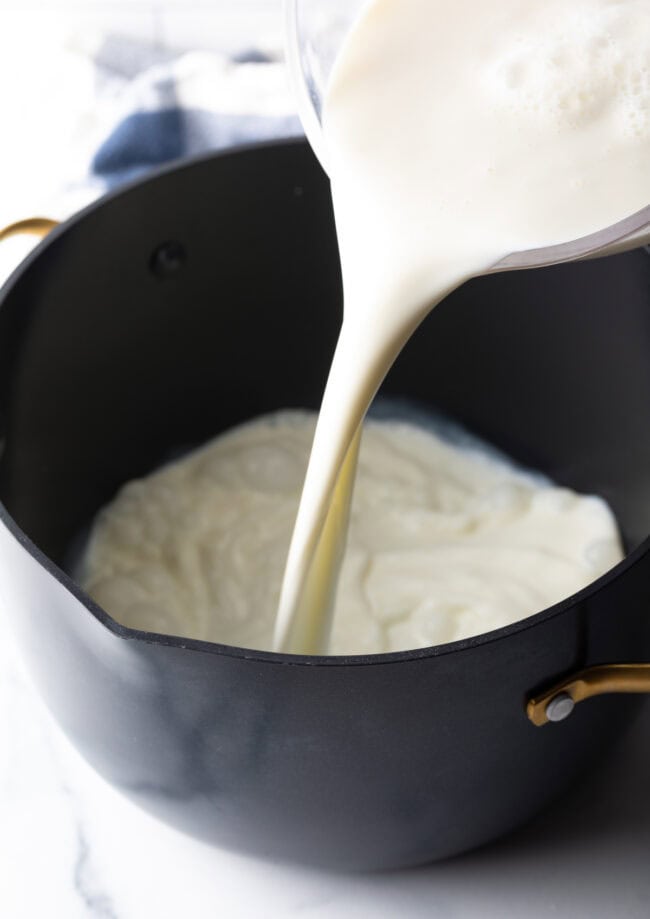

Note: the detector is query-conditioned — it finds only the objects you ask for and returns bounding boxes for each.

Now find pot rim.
[0,138,646,668]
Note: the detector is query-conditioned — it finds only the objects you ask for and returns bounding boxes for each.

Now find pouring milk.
[273,0,650,653]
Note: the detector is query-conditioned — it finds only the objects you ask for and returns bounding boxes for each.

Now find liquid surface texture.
[79,412,623,655]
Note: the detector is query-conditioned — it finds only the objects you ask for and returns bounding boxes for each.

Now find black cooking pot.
[1,140,650,871]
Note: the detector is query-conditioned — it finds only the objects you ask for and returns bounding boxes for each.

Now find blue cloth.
[93,110,302,187]
[88,41,302,190]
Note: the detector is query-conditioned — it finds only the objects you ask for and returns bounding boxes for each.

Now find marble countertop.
[1,243,650,919]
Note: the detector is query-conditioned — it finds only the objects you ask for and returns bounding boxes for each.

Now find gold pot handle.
[0,217,58,244]
[527,663,650,726]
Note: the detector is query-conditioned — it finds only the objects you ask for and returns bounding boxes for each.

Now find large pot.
[1,140,650,871]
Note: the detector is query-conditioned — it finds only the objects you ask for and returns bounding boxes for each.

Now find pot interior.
[1,142,650,597]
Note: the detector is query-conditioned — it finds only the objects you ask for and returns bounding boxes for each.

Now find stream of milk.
[273,0,650,653]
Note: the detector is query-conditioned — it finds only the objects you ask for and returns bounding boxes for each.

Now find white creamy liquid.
[273,0,650,653]
[79,411,623,655]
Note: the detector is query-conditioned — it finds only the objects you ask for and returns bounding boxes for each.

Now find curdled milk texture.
[273,0,650,653]
[79,412,623,656]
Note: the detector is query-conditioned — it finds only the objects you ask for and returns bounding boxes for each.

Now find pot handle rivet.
[545,692,575,723]
[150,240,187,278]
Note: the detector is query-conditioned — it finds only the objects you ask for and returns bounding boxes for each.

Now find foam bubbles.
[485,1,650,137]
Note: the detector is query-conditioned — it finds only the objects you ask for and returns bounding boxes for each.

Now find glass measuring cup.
[284,0,361,173]
[285,0,650,269]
